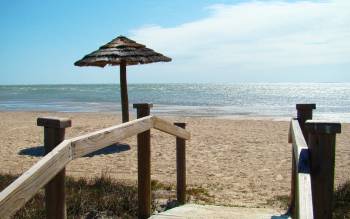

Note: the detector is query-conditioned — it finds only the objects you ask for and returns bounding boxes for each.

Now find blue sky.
[0,0,349,84]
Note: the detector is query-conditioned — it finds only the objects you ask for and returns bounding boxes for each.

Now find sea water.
[0,83,349,122]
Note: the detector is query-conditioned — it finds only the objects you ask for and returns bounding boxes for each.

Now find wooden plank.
[150,204,291,219]
[152,117,190,140]
[0,140,72,219]
[296,170,313,219]
[294,145,313,219]
[70,116,153,158]
[288,119,295,216]
[291,119,314,219]
[291,119,308,149]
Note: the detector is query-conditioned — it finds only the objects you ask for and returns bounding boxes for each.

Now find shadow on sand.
[18,143,131,157]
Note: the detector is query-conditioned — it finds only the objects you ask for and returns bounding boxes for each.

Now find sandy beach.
[1,111,349,208]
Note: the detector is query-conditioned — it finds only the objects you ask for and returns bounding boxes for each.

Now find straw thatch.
[74,36,171,67]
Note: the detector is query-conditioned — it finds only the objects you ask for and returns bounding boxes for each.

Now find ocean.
[0,83,349,122]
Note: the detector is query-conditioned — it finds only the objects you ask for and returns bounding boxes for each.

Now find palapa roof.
[74,36,171,67]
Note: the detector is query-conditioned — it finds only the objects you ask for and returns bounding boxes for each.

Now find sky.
[0,0,349,85]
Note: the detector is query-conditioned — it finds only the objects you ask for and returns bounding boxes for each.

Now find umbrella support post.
[120,63,129,123]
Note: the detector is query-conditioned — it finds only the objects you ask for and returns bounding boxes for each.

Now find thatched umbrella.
[74,36,171,122]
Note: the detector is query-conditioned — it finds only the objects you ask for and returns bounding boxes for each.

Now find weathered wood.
[70,116,153,158]
[120,61,129,123]
[38,117,71,219]
[0,140,72,219]
[288,120,293,144]
[0,116,152,218]
[306,120,341,219]
[291,119,314,219]
[133,103,152,219]
[296,169,313,219]
[289,145,296,215]
[174,123,186,205]
[0,114,192,218]
[290,103,315,216]
[150,204,292,219]
[37,117,71,129]
[296,104,316,142]
[152,117,190,140]
[288,119,295,216]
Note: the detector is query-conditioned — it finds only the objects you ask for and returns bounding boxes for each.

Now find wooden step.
[149,204,291,219]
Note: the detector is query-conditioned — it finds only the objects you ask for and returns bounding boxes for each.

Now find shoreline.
[1,111,349,207]
[0,110,295,124]
[1,109,348,123]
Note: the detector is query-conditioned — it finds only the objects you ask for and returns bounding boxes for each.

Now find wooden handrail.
[71,116,154,158]
[290,119,314,219]
[288,104,315,217]
[152,116,190,140]
[0,115,190,219]
[0,140,72,218]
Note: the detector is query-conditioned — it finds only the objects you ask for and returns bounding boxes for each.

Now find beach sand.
[1,111,349,208]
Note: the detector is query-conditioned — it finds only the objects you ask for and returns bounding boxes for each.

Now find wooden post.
[174,122,186,205]
[296,104,316,142]
[37,117,71,219]
[306,121,341,219]
[133,103,153,219]
[120,62,129,123]
[289,104,316,216]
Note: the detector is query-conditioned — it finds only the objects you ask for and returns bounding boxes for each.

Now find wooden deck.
[149,204,291,219]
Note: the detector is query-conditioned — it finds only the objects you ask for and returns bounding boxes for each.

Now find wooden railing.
[0,102,343,219]
[289,118,314,219]
[289,104,341,219]
[0,104,190,219]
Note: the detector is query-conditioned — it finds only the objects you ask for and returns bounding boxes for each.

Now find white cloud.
[130,0,350,82]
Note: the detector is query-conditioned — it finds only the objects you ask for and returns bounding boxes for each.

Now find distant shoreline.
[1,82,350,86]
[0,111,348,124]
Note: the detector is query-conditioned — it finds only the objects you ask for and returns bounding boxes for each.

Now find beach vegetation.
[0,174,213,218]
[333,181,350,218]
[268,181,350,218]
[1,173,140,218]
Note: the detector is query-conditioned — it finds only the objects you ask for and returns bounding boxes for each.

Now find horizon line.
[1,81,350,86]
